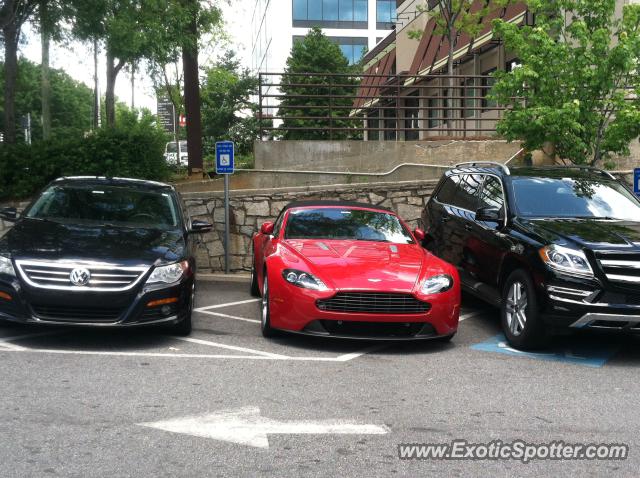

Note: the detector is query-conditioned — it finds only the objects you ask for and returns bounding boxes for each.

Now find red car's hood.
[283,239,426,292]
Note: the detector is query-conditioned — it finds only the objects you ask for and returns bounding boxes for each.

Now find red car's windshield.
[284,208,414,244]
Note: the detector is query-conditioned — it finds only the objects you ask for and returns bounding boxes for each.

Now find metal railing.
[257,72,508,141]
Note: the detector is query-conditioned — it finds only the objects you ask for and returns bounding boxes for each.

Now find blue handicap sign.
[634,168,640,196]
[216,141,235,174]
[471,334,619,368]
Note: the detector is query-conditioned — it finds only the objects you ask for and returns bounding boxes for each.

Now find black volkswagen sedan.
[0,177,211,335]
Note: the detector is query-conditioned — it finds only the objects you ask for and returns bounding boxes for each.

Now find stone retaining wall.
[182,180,438,272]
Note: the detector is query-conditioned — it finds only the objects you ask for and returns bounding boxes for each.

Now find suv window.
[435,175,460,204]
[479,175,505,210]
[452,174,483,211]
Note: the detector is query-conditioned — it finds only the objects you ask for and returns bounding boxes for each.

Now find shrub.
[0,126,170,200]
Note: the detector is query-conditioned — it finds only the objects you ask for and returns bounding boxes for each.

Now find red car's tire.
[250,254,260,297]
[260,275,278,338]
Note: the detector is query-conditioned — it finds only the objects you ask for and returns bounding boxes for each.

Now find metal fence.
[257,72,508,141]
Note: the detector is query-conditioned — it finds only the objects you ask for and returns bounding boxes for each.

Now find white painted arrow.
[139,407,389,448]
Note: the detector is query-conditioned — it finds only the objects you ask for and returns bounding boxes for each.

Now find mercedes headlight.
[0,255,15,277]
[421,274,453,294]
[539,245,593,277]
[147,261,189,284]
[282,269,328,291]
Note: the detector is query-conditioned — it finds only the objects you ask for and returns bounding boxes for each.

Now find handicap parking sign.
[634,168,640,196]
[216,141,235,175]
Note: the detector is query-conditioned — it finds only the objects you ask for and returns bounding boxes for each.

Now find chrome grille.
[595,252,640,285]
[316,293,430,314]
[15,260,148,292]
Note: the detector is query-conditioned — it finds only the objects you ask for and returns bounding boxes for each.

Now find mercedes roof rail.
[454,161,511,175]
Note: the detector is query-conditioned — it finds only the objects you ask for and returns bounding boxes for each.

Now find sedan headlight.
[0,255,15,277]
[282,269,328,291]
[147,261,189,284]
[539,245,593,277]
[421,274,453,294]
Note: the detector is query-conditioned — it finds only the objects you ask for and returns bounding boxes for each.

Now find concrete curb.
[198,273,251,283]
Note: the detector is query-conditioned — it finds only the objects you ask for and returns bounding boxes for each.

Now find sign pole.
[224,174,230,274]
[216,141,235,275]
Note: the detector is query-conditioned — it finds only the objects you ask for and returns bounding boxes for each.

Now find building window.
[481,68,497,110]
[293,36,367,64]
[461,78,476,118]
[506,58,521,72]
[293,0,368,29]
[376,0,394,29]
[404,92,420,140]
[428,96,438,129]
[384,108,396,140]
[367,110,380,141]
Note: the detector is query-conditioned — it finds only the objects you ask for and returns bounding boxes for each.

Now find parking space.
[2,279,640,477]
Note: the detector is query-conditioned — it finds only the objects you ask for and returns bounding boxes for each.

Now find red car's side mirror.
[413,228,426,242]
[260,222,275,235]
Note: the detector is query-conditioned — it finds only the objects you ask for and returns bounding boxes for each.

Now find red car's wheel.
[260,275,277,338]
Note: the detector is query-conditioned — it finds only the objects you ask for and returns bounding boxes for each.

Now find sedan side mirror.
[475,207,502,223]
[189,220,213,234]
[260,221,274,235]
[0,207,18,222]
[413,228,426,242]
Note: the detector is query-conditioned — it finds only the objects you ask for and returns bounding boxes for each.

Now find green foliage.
[0,58,93,141]
[200,52,259,156]
[277,28,361,140]
[0,126,170,200]
[492,0,640,166]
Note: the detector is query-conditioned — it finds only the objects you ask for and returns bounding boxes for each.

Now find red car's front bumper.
[268,273,460,340]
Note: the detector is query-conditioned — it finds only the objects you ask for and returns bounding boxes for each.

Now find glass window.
[367,110,380,141]
[512,177,640,221]
[404,93,420,141]
[451,174,483,211]
[285,208,414,244]
[436,175,461,204]
[26,184,179,229]
[293,0,307,20]
[481,68,497,110]
[308,0,322,20]
[376,0,394,27]
[479,176,505,210]
[354,0,368,22]
[293,0,368,27]
[428,96,438,128]
[461,78,476,118]
[324,0,339,20]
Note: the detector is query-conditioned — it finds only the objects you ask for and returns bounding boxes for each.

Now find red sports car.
[250,201,460,341]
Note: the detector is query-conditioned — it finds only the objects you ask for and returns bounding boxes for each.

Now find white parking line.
[195,299,260,312]
[195,310,261,324]
[335,344,387,362]
[173,336,289,359]
[459,310,491,322]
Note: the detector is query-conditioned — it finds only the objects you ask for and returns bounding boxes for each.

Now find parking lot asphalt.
[2,279,640,477]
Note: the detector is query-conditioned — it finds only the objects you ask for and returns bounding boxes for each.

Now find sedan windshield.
[284,208,414,244]
[26,184,179,229]
[513,177,640,221]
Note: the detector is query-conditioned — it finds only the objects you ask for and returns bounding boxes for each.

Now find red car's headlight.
[421,274,453,294]
[282,269,328,291]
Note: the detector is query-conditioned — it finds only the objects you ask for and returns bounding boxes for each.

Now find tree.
[492,0,640,166]
[200,52,259,155]
[277,28,359,140]
[409,0,512,130]
[70,0,147,127]
[141,0,223,173]
[0,0,38,143]
[0,58,94,140]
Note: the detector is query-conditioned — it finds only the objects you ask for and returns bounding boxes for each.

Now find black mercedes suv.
[0,177,212,335]
[422,162,640,349]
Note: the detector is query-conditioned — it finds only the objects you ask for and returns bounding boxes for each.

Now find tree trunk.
[93,39,100,129]
[41,1,52,140]
[182,1,203,175]
[105,50,124,128]
[3,22,19,144]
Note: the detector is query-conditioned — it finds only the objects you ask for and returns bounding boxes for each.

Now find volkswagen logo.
[69,268,91,287]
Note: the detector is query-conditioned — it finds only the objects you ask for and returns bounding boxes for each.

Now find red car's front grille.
[316,293,430,314]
